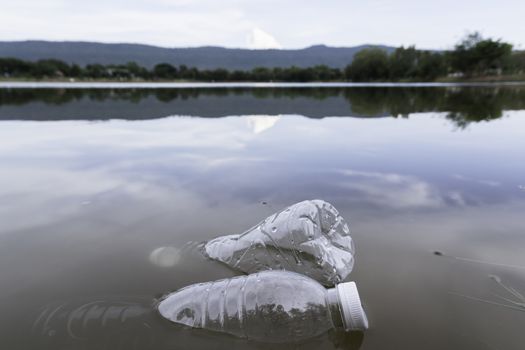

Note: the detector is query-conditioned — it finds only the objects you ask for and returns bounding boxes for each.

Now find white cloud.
[339,169,444,209]
[0,0,524,48]
[452,174,501,187]
[246,27,282,49]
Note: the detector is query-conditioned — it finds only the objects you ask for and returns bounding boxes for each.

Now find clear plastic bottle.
[157,270,368,343]
[204,200,355,286]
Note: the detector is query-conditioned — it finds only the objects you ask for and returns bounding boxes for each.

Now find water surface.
[1,84,524,349]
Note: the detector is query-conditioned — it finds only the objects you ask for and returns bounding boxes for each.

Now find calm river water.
[0,84,524,349]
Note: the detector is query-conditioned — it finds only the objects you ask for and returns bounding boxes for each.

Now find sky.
[0,0,524,50]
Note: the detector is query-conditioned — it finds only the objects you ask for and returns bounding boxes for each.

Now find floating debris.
[205,200,355,286]
[432,250,525,270]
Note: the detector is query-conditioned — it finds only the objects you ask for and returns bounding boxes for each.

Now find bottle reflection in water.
[31,298,159,350]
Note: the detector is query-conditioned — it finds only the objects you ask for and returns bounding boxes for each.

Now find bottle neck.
[326,288,344,329]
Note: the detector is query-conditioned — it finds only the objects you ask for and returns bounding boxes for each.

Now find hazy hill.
[0,41,395,69]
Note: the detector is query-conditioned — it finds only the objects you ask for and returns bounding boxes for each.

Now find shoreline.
[2,81,525,89]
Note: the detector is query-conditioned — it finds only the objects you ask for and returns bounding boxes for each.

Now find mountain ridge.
[0,40,395,70]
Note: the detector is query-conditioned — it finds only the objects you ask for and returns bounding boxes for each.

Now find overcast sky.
[1,0,523,50]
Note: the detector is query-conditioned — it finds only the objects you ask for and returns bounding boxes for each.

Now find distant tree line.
[0,58,345,82]
[1,33,524,82]
[346,32,522,81]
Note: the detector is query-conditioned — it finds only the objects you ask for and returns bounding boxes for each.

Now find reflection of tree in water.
[443,88,508,128]
[0,88,82,105]
[0,88,342,106]
[342,86,525,127]
[343,87,443,116]
[241,302,363,349]
[29,298,161,350]
[242,302,332,340]
[2,86,524,127]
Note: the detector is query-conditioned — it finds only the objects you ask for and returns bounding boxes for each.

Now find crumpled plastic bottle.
[158,270,368,343]
[204,200,355,286]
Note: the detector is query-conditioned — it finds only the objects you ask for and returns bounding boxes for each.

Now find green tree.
[310,65,342,81]
[251,67,273,81]
[510,51,525,73]
[345,48,389,81]
[450,32,513,76]
[32,59,71,78]
[85,64,109,79]
[153,63,178,79]
[125,62,149,79]
[208,68,229,81]
[69,64,83,77]
[178,65,198,80]
[0,58,34,77]
[230,70,250,81]
[416,51,447,80]
[388,46,418,80]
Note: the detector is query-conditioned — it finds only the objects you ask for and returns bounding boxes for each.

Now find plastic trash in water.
[158,270,368,343]
[29,295,365,349]
[204,200,355,286]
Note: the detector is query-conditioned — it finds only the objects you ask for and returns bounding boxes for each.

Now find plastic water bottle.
[204,200,355,286]
[157,270,368,343]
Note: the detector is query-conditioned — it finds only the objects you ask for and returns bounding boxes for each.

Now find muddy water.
[0,85,524,349]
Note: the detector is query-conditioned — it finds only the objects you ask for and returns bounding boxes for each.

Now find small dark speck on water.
[434,251,444,256]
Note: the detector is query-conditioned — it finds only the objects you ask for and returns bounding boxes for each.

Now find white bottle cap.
[336,281,369,331]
